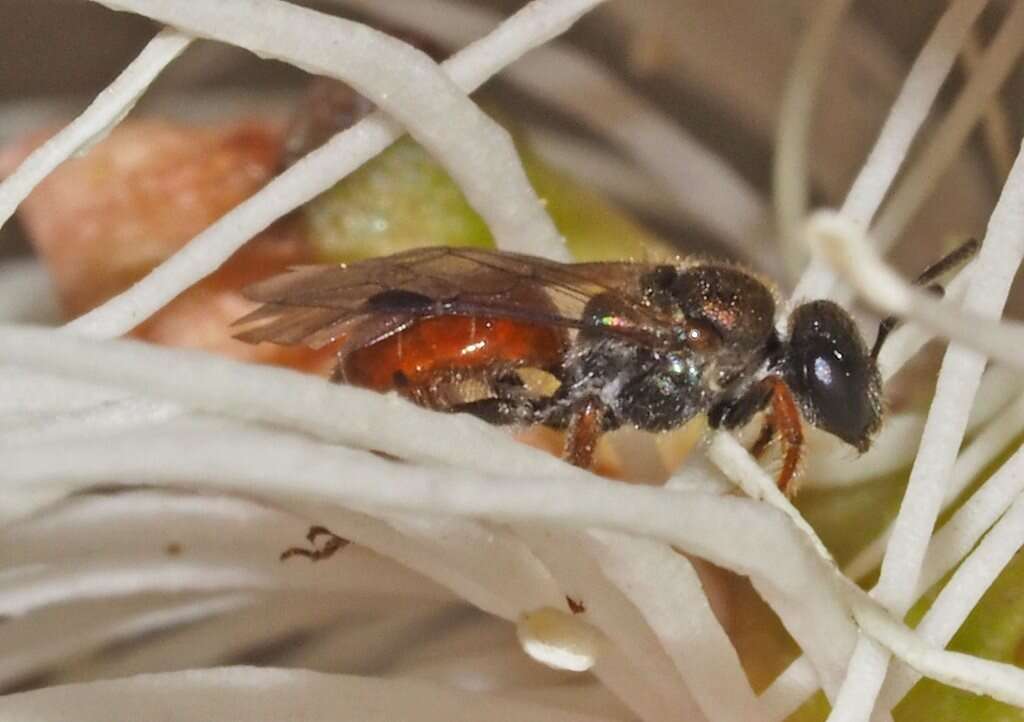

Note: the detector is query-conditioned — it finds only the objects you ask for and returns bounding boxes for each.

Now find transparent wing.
[234,246,675,349]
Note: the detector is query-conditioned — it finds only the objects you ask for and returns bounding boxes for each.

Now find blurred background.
[2,3,1023,715]
[0,0,1015,283]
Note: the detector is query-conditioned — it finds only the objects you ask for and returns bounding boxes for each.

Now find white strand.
[0,552,435,618]
[64,0,603,338]
[874,270,970,383]
[706,432,853,701]
[759,387,1024,716]
[91,0,565,257]
[1,488,446,612]
[844,390,1024,581]
[0,424,860,696]
[494,683,634,721]
[332,0,771,270]
[2,396,183,446]
[265,495,558,625]
[840,0,988,227]
[14,423,1017,708]
[0,369,132,425]
[0,29,192,230]
[391,639,552,684]
[917,442,1024,595]
[0,88,297,135]
[1,488,410,588]
[278,604,461,674]
[824,116,1024,722]
[850,594,1024,709]
[0,667,619,722]
[512,526,708,722]
[806,209,1024,371]
[49,594,343,684]
[707,433,832,562]
[358,510,564,621]
[0,327,578,482]
[590,653,677,722]
[757,656,820,722]
[793,0,989,301]
[773,0,854,282]
[875,489,1024,711]
[0,593,249,686]
[815,348,1022,490]
[387,611,514,669]
[588,530,761,722]
[872,1,1024,249]
[391,631,570,689]
[0,259,60,324]
[823,637,894,722]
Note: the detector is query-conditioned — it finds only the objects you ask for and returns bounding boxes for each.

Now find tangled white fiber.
[3,1,1024,721]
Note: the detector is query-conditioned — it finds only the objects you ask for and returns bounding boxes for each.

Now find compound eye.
[802,343,854,424]
[683,318,721,351]
[786,301,881,451]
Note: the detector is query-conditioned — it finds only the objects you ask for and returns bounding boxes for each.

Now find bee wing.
[235,246,672,348]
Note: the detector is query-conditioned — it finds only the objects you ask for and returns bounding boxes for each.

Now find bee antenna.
[870,238,980,360]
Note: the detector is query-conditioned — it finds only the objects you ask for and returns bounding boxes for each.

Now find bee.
[234,240,977,493]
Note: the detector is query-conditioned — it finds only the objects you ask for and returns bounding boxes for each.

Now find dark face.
[783,300,882,451]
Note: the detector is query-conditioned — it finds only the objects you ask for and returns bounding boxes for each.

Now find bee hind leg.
[564,398,607,469]
[749,418,776,459]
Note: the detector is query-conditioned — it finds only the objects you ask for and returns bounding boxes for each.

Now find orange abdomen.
[342,316,566,391]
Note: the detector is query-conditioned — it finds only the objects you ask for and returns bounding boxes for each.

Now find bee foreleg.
[709,376,804,494]
[707,379,773,431]
[749,418,776,459]
[760,377,804,495]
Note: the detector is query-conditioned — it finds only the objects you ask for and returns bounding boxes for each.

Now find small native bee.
[235,240,977,493]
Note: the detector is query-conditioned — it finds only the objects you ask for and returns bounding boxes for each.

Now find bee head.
[782,300,882,451]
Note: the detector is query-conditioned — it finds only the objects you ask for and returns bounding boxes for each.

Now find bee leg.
[709,376,804,494]
[564,398,607,468]
[450,398,536,425]
[749,418,776,459]
[707,378,773,431]
[760,377,804,495]
[280,524,350,562]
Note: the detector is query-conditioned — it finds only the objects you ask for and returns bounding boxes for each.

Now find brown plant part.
[3,118,334,371]
[132,222,335,372]
[3,119,283,317]
[282,77,374,168]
